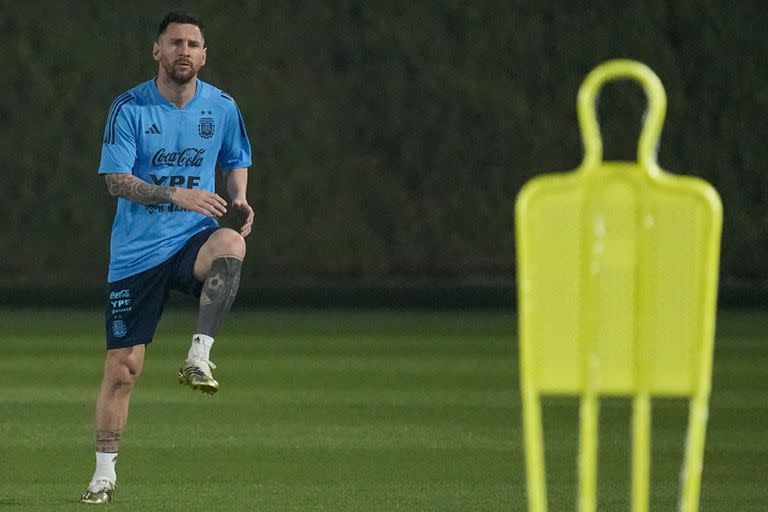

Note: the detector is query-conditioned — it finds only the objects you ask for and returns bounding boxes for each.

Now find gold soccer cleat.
[80,479,115,504]
[178,359,219,395]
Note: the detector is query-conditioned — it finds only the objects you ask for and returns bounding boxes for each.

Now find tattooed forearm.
[105,173,176,205]
[96,430,121,453]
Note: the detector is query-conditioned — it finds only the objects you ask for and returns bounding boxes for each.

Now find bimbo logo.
[152,147,206,167]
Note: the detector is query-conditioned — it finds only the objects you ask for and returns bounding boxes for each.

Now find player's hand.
[170,188,228,218]
[232,198,254,237]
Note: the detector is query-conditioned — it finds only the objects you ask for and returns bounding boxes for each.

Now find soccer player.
[80,10,253,504]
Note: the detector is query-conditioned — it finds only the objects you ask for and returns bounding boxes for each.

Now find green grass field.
[0,309,765,511]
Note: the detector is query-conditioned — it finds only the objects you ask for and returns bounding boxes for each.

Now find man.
[80,10,253,504]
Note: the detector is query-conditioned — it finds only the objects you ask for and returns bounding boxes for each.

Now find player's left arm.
[225,168,253,237]
[219,94,253,237]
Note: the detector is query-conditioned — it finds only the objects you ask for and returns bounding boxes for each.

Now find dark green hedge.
[1,1,766,288]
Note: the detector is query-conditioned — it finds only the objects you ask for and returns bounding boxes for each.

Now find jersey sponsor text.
[151,147,206,167]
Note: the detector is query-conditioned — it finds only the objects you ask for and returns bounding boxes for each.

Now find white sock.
[187,334,214,361]
[91,451,117,485]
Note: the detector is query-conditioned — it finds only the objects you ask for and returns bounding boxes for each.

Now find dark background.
[1,1,766,307]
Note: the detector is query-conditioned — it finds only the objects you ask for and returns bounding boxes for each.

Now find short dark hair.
[157,10,205,43]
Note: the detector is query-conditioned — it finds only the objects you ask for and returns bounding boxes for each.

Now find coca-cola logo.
[152,147,206,167]
[109,289,130,300]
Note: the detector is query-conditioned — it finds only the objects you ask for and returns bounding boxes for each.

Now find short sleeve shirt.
[98,78,252,282]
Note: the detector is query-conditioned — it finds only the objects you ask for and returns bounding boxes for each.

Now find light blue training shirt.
[98,78,252,282]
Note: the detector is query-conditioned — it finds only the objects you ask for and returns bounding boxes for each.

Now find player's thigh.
[105,264,171,349]
[192,227,245,280]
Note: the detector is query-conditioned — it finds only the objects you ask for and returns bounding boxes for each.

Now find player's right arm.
[105,173,173,204]
[104,173,227,218]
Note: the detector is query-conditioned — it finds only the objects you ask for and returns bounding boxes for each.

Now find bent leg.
[179,229,245,394]
[193,228,245,337]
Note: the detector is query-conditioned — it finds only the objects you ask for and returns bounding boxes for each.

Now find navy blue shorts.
[104,227,218,350]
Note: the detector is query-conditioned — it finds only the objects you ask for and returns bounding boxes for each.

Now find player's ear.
[200,47,207,68]
[152,41,160,62]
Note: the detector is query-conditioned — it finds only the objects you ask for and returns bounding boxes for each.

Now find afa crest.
[198,117,214,139]
[112,319,127,338]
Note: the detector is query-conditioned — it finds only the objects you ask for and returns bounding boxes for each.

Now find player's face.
[153,23,207,85]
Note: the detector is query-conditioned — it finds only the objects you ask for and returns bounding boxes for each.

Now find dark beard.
[163,61,196,84]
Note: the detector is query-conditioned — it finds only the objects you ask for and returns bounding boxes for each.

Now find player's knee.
[105,351,143,390]
[215,228,246,259]
[113,360,141,389]
[117,364,142,392]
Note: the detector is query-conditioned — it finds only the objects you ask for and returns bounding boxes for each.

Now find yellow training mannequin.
[515,59,722,512]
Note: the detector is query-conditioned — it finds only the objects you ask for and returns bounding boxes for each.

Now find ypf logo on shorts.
[110,289,132,313]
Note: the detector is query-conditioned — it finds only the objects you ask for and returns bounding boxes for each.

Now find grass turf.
[0,309,765,511]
